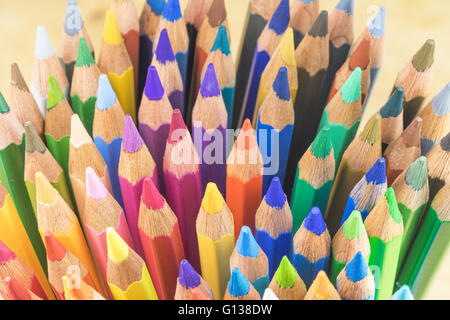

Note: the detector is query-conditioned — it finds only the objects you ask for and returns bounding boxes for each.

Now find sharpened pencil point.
[336,0,354,15]
[264,177,286,209]
[35,26,54,59]
[202,183,224,214]
[228,268,250,297]
[342,211,365,239]
[144,66,165,100]
[47,75,65,111]
[368,6,385,38]
[0,92,10,113]
[35,172,58,205]
[148,0,165,14]
[263,288,279,300]
[44,232,66,261]
[0,240,15,263]
[96,75,117,110]
[268,0,290,35]
[412,39,435,72]
[380,87,404,118]
[309,11,328,38]
[64,0,83,35]
[385,187,402,223]
[168,109,187,143]
[432,83,450,116]
[441,132,450,151]
[365,158,386,184]
[392,285,414,300]
[236,226,260,258]
[106,227,129,263]
[75,38,95,67]
[122,115,144,153]
[310,271,336,298]
[155,29,176,64]
[211,25,231,55]
[142,177,164,210]
[272,67,290,101]
[359,114,381,144]
[103,10,123,45]
[70,114,91,147]
[405,156,427,190]
[345,251,368,282]
[24,122,46,153]
[311,127,333,159]
[11,63,29,91]
[303,207,326,235]
[162,0,182,22]
[340,68,361,104]
[275,256,297,288]
[200,63,221,98]
[86,167,108,200]
[179,260,201,289]
[402,117,422,146]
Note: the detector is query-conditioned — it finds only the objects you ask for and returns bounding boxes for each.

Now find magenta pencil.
[118,115,159,257]
[163,109,202,271]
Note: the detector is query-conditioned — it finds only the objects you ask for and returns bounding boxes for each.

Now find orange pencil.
[62,272,105,300]
[5,277,42,300]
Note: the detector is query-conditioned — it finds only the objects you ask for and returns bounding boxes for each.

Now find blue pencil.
[238,0,290,127]
[339,157,387,226]
[256,67,294,194]
[230,226,269,297]
[391,285,414,300]
[292,207,331,288]
[336,251,375,300]
[92,74,125,207]
[224,267,261,300]
[255,177,293,279]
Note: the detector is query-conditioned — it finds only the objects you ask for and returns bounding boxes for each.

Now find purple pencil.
[138,65,173,196]
[191,63,227,195]
[118,115,159,257]
[163,109,202,271]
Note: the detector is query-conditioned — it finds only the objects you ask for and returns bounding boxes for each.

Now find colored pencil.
[268,256,306,300]
[325,114,381,236]
[227,119,263,234]
[84,167,134,296]
[255,177,292,279]
[98,10,136,122]
[384,117,422,185]
[138,66,173,195]
[230,226,269,297]
[0,277,14,300]
[138,0,165,102]
[138,177,185,300]
[290,125,335,234]
[45,75,74,195]
[31,26,69,116]
[391,156,429,272]
[44,232,95,300]
[393,39,435,126]
[319,0,354,112]
[365,187,403,300]
[224,267,260,300]
[0,240,46,300]
[292,207,331,288]
[397,185,449,299]
[304,271,341,300]
[252,27,297,127]
[426,132,450,209]
[201,25,235,128]
[69,114,111,219]
[119,115,158,257]
[24,122,73,214]
[336,251,375,300]
[327,33,371,106]
[391,285,414,300]
[329,210,370,286]
[0,93,46,269]
[35,172,104,295]
[317,67,362,168]
[62,274,105,300]
[380,87,404,150]
[256,67,294,193]
[0,182,53,299]
[110,0,140,94]
[152,28,184,114]
[290,0,319,46]
[10,63,44,139]
[239,0,290,127]
[106,227,158,300]
[284,12,329,192]
[71,37,100,136]
[192,0,230,114]
[192,63,227,195]
[196,183,235,300]
[417,83,450,155]
[339,157,387,225]
[174,259,214,300]
[155,0,189,89]
[58,0,94,84]
[5,276,42,300]
[93,74,125,206]
[262,287,279,300]
[164,109,202,270]
[233,0,279,128]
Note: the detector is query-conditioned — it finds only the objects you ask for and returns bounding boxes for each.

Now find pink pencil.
[163,109,202,271]
[84,167,134,297]
[118,115,159,257]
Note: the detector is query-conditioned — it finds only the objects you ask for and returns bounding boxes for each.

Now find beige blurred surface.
[0,0,448,299]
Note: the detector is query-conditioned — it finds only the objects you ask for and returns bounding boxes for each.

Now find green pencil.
[391,156,429,270]
[290,126,335,234]
[365,187,403,300]
[396,185,449,299]
[0,92,46,270]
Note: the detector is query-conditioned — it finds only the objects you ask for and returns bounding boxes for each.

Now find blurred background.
[0,0,448,299]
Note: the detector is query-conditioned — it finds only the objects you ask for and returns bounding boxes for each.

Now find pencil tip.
[365,157,386,184]
[44,232,66,261]
[311,126,333,159]
[64,0,83,35]
[380,87,404,118]
[155,29,176,64]
[303,207,326,235]
[405,156,428,190]
[412,39,435,72]
[0,92,10,113]
[202,183,224,214]
[35,172,57,205]
[392,285,414,300]
[275,256,298,289]
[309,11,328,37]
[162,0,182,22]
[262,288,279,300]
[359,114,381,144]
[385,187,402,223]
[431,83,450,116]
[272,67,290,101]
[11,63,28,91]
[340,68,361,104]
[141,177,164,210]
[349,35,371,70]
[96,75,117,110]
[310,271,335,297]
[47,75,65,110]
[103,10,123,45]
[168,109,187,143]
[24,122,46,153]
[269,0,290,35]
[228,268,250,297]
[342,210,365,239]
[264,177,286,209]
[144,66,165,100]
[345,251,368,282]
[70,114,91,145]
[0,240,15,263]
[236,226,260,258]
[207,0,227,26]
[148,0,165,15]
[402,117,422,146]
[336,0,354,15]
[178,260,201,289]
[241,119,252,132]
[86,167,108,200]
[75,38,95,67]
[106,227,129,263]
[200,63,221,98]
[440,132,450,151]
[122,115,144,153]
[35,26,54,59]
[368,6,385,38]
[210,25,231,55]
